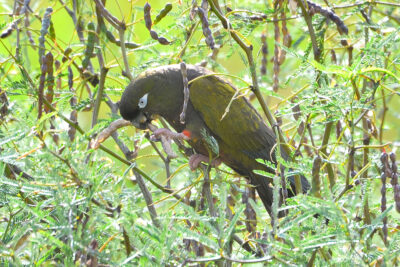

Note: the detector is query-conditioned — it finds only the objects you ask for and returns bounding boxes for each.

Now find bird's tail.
[249,172,310,217]
[249,173,274,216]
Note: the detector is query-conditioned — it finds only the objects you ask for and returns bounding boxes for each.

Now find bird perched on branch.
[119,64,309,215]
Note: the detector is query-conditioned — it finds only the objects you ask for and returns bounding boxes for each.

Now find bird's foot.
[189,154,222,171]
[150,128,190,142]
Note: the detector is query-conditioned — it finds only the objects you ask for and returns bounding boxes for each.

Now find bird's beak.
[131,111,149,130]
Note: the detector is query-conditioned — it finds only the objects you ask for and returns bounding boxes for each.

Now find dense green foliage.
[0,0,399,265]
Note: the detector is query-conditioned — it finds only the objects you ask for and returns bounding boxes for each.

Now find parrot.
[119,64,310,215]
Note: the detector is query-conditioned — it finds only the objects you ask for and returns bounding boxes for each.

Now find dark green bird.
[119,64,309,215]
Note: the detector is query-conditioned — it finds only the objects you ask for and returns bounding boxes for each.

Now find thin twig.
[91,66,109,127]
[296,0,321,62]
[133,171,160,228]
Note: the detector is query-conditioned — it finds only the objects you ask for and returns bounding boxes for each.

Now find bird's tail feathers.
[249,172,309,217]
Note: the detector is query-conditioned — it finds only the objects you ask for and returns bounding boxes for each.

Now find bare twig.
[90,119,132,149]
[133,172,160,228]
[334,1,400,9]
[273,7,280,92]
[91,66,109,127]
[296,0,320,61]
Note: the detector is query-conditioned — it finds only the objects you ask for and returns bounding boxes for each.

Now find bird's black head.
[119,66,181,129]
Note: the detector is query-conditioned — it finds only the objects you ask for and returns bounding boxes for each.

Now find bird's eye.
[138,93,148,109]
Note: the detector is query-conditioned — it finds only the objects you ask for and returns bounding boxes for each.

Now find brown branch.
[91,66,109,127]
[90,119,132,149]
[334,1,400,9]
[296,0,321,61]
[132,172,160,228]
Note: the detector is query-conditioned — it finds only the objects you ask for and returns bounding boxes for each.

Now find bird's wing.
[189,75,277,162]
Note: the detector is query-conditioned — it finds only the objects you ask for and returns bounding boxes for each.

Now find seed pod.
[44,52,54,113]
[106,30,140,48]
[331,49,337,64]
[157,37,170,45]
[144,2,152,31]
[312,155,322,198]
[0,21,17,39]
[38,7,53,64]
[150,30,158,40]
[68,67,77,141]
[0,88,8,119]
[38,55,47,120]
[279,9,291,65]
[125,42,140,49]
[62,47,72,63]
[180,62,189,124]
[297,121,305,135]
[82,22,96,70]
[83,70,99,87]
[106,30,117,43]
[291,102,301,121]
[381,152,391,177]
[26,23,35,47]
[197,7,214,49]
[153,3,172,25]
[260,33,268,75]
[390,153,397,173]
[393,177,400,214]
[389,153,400,213]
[336,120,342,139]
[381,171,388,244]
[380,153,389,244]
